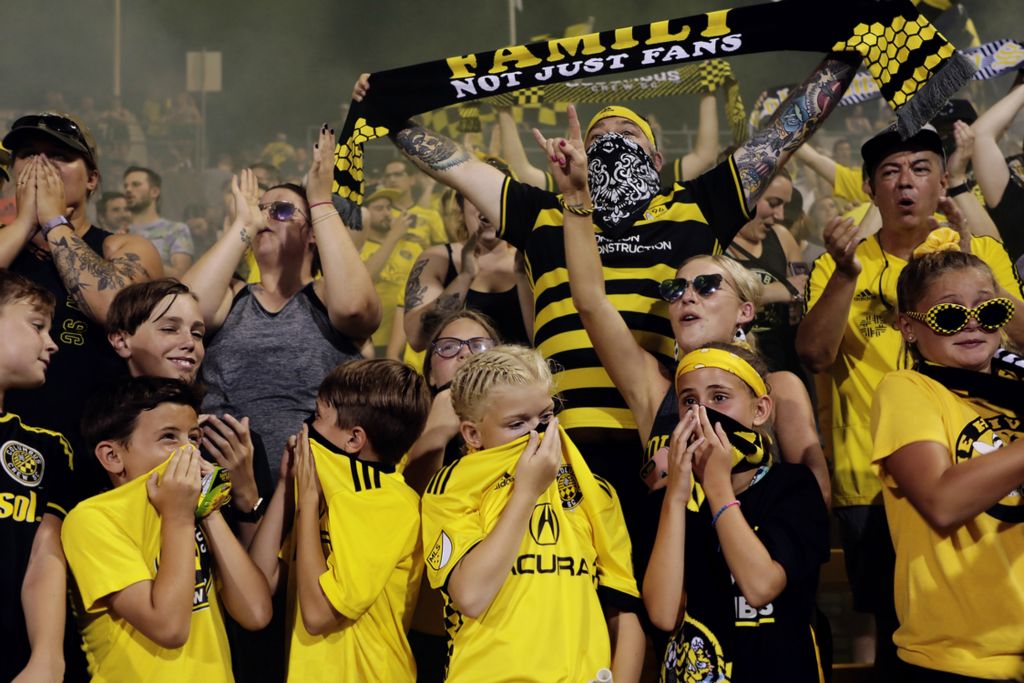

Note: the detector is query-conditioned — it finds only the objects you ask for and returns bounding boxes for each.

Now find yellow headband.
[675,347,768,398]
[585,106,657,151]
[912,227,961,258]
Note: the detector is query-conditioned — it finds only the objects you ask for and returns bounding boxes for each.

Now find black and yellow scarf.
[334,0,975,203]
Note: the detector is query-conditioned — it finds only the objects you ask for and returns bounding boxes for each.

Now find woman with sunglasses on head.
[871,230,1024,683]
[183,125,379,482]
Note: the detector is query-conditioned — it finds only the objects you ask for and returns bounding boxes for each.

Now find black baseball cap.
[861,123,945,179]
[3,112,99,170]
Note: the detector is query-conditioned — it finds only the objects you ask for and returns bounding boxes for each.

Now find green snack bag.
[196,466,232,518]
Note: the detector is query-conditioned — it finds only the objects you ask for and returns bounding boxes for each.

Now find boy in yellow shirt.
[62,377,272,682]
[251,359,430,682]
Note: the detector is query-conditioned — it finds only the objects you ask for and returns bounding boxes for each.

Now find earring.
[907,336,916,342]
[734,327,747,343]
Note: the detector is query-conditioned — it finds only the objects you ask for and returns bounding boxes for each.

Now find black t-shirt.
[662,463,829,683]
[0,412,74,682]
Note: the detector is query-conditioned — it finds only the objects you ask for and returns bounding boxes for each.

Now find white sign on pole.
[186,51,222,92]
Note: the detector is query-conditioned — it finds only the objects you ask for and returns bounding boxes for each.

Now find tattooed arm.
[353,74,507,232]
[733,53,861,211]
[404,240,479,352]
[46,228,160,326]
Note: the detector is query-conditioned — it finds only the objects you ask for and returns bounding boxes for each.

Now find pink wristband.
[309,200,333,210]
[711,500,741,527]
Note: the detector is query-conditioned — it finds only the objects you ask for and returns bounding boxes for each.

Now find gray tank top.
[201,283,360,473]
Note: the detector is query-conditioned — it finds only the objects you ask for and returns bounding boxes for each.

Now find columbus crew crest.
[664,614,731,683]
[556,465,583,509]
[954,415,1023,524]
[2,440,44,488]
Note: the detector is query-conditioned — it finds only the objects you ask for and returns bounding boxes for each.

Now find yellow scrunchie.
[675,347,768,398]
[912,227,962,258]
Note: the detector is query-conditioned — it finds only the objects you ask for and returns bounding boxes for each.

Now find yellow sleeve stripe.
[46,502,69,517]
[498,176,513,239]
[0,413,74,469]
[426,459,461,496]
[726,155,753,221]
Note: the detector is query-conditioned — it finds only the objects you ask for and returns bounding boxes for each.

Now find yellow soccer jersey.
[421,427,640,683]
[406,205,449,246]
[871,370,1024,680]
[286,427,422,683]
[360,238,425,347]
[833,163,870,204]
[806,234,1023,508]
[61,457,232,683]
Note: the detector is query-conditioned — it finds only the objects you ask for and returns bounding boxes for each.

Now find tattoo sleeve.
[50,235,149,320]
[403,257,429,310]
[734,53,861,207]
[393,123,471,173]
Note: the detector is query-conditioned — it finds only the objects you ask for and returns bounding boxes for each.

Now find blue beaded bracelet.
[711,500,741,527]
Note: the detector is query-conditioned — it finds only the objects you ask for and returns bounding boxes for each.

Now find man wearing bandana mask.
[355,51,859,569]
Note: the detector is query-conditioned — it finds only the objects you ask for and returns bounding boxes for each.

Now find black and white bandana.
[586,132,661,236]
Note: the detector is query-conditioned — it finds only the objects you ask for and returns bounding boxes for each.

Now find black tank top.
[443,244,530,345]
[7,227,128,450]
[728,230,803,378]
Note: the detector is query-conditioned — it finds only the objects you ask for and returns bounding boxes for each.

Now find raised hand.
[202,414,258,510]
[12,156,39,231]
[945,120,974,184]
[35,156,68,227]
[460,228,482,280]
[932,196,972,255]
[353,74,371,102]
[293,423,321,512]
[823,215,861,278]
[531,104,587,197]
[146,444,202,524]
[306,123,336,205]
[513,418,562,502]
[689,406,736,497]
[665,409,701,505]
[230,168,264,236]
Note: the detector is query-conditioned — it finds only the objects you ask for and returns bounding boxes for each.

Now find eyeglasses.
[431,336,495,358]
[258,201,306,222]
[904,297,1015,336]
[658,273,725,303]
[11,114,89,149]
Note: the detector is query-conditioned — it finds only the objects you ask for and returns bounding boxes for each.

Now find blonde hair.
[450,345,556,423]
[680,254,763,310]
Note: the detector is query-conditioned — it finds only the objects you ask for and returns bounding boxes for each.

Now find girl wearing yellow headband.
[643,342,829,683]
[871,233,1024,680]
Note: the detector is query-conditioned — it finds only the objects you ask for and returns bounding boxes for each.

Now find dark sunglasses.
[904,297,1015,336]
[12,114,89,148]
[431,336,495,359]
[658,273,725,303]
[258,201,306,222]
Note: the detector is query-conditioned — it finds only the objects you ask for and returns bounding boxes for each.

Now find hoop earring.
[734,327,747,343]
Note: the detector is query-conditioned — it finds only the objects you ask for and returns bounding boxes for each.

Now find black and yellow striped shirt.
[498,158,751,430]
